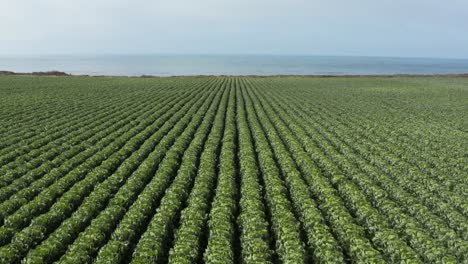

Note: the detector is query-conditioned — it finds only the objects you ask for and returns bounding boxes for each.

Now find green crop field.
[0,76,466,263]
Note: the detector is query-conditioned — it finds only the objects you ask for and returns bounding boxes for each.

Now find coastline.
[1,70,468,78]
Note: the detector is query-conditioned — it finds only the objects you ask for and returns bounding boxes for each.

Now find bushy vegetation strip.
[0,75,465,263]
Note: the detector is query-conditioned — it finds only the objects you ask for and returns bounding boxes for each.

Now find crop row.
[0,76,465,263]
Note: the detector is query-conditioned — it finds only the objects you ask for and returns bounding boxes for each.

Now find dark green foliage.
[0,76,466,263]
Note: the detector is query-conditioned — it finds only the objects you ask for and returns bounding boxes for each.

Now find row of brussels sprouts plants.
[21,83,219,264]
[0,107,149,228]
[0,109,159,248]
[0,94,161,198]
[274,83,460,210]
[232,83,272,263]
[0,76,122,133]
[255,83,456,263]
[2,79,216,260]
[258,79,467,262]
[315,102,468,220]
[316,98,468,196]
[0,84,200,229]
[129,79,230,264]
[0,80,204,197]
[0,88,213,263]
[0,97,128,178]
[249,82,415,261]
[0,104,118,167]
[92,79,224,264]
[331,101,468,189]
[244,81,338,262]
[288,84,467,204]
[243,81,387,263]
[363,139,468,215]
[53,79,224,264]
[0,85,148,159]
[308,104,468,236]
[307,83,466,188]
[242,83,307,263]
[268,78,467,206]
[165,80,230,263]
[304,96,468,260]
[345,131,468,236]
[202,81,238,264]
[0,77,198,162]
[0,76,181,137]
[1,76,465,263]
[0,78,208,204]
[0,97,105,150]
[320,103,468,215]
[0,101,74,137]
[271,77,464,179]
[0,78,197,179]
[348,98,466,175]
[256,80,442,262]
[0,94,80,129]
[0,82,188,189]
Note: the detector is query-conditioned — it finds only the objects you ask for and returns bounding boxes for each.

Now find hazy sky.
[1,0,468,58]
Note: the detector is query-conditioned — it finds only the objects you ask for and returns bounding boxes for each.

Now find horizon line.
[1,53,468,61]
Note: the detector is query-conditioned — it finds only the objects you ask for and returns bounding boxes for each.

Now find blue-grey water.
[1,54,468,76]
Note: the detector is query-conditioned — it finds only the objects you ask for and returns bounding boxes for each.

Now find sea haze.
[1,54,468,76]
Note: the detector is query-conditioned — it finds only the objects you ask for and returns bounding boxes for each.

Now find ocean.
[1,54,468,76]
